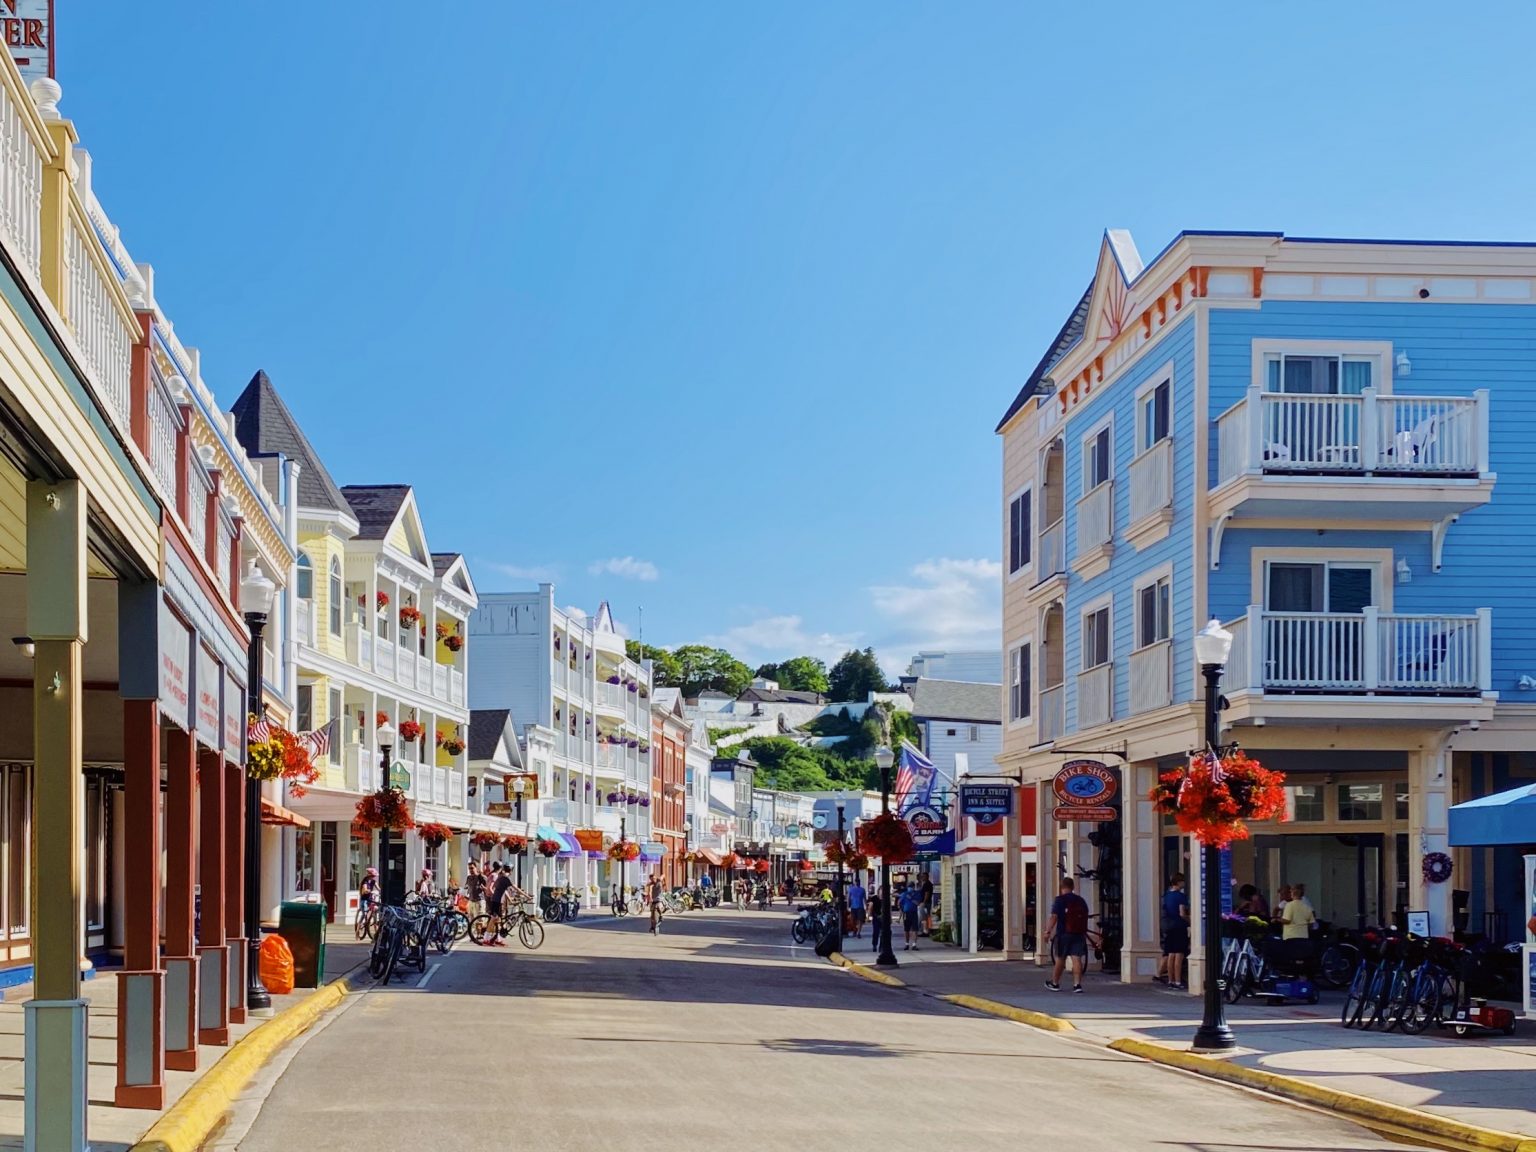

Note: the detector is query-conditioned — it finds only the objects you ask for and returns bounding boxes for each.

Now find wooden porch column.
[24,479,88,1152]
[197,748,229,1046]
[163,726,199,1071]
[224,760,246,1025]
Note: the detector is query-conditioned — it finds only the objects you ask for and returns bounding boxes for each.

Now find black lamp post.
[377,721,396,906]
[874,745,898,968]
[1192,618,1236,1052]
[835,801,846,950]
[242,562,277,1015]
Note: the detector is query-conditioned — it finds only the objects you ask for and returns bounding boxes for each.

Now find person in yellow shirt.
[1281,890,1316,940]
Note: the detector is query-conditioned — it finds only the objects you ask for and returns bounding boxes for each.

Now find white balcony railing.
[432,767,448,805]
[1037,519,1065,582]
[448,770,465,807]
[186,467,210,559]
[0,74,43,279]
[597,682,625,711]
[432,664,448,697]
[376,637,397,679]
[1128,438,1172,526]
[295,599,314,647]
[147,377,179,499]
[1226,605,1490,694]
[1129,641,1171,714]
[1038,683,1064,744]
[345,743,376,793]
[1076,481,1113,555]
[448,667,464,706]
[1217,386,1489,482]
[64,208,134,439]
[1077,663,1113,728]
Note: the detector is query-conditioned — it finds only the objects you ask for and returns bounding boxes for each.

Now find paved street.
[234,910,1419,1152]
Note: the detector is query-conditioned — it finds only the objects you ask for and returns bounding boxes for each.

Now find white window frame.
[1079,597,1112,673]
[1249,547,1394,613]
[1080,415,1114,495]
[296,553,313,600]
[1134,363,1174,456]
[328,557,343,636]
[1133,565,1173,652]
[1007,484,1033,581]
[1249,339,1393,395]
[1008,637,1032,726]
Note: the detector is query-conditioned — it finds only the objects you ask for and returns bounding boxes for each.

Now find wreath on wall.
[1422,851,1453,885]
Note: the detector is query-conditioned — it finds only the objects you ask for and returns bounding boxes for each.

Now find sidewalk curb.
[940,993,1076,1033]
[1108,1038,1536,1152]
[828,952,906,988]
[129,970,362,1152]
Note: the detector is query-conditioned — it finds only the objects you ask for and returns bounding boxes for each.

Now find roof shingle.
[230,371,351,513]
[341,485,410,540]
[909,678,1002,724]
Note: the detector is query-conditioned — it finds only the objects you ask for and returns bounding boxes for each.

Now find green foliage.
[625,641,682,688]
[737,735,875,793]
[828,647,891,702]
[775,656,829,694]
[706,725,752,745]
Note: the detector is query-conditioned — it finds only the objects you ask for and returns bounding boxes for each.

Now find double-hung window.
[1082,606,1110,671]
[1009,643,1031,721]
[1008,489,1032,575]
[1135,576,1171,650]
[1084,426,1111,492]
[1138,379,1170,453]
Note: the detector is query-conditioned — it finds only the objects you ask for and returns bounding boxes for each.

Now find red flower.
[857,813,916,864]
[720,853,738,870]
[502,835,528,854]
[444,634,464,653]
[399,605,423,631]
[536,838,562,857]
[470,832,500,852]
[354,787,414,832]
[1149,752,1287,848]
[375,590,390,611]
[417,821,453,847]
[398,719,424,743]
[375,711,389,729]
[607,839,641,862]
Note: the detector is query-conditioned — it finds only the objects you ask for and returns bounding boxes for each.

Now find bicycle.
[469,901,547,949]
[1341,929,1387,1028]
[1221,918,1265,1003]
[1399,937,1460,1035]
[791,903,839,945]
[355,901,380,942]
[611,887,633,918]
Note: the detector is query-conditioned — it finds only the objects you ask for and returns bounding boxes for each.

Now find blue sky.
[64,4,1536,673]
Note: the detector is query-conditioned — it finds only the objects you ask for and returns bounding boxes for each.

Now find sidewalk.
[857,944,1536,1141]
[0,927,367,1150]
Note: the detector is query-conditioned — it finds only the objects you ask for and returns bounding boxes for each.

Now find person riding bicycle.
[359,867,380,915]
[484,863,512,947]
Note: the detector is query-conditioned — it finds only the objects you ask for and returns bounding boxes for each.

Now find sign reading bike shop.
[1052,759,1118,823]
[904,803,954,858]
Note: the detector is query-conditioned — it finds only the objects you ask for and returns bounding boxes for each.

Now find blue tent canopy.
[1448,784,1536,847]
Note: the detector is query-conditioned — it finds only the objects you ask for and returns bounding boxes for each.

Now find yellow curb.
[130,973,359,1152]
[827,952,906,988]
[1109,1038,1536,1152]
[940,993,1076,1033]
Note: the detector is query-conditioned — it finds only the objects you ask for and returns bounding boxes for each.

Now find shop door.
[320,824,338,923]
[976,863,1003,950]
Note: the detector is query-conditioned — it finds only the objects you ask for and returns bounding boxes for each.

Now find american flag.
[248,715,275,745]
[895,742,935,811]
[302,718,335,761]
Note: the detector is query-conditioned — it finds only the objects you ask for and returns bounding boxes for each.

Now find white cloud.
[702,615,860,666]
[482,560,559,584]
[588,556,659,582]
[867,557,1002,673]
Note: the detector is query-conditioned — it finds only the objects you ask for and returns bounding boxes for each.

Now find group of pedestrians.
[464,859,520,946]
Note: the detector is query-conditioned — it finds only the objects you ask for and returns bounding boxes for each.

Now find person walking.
[919,873,935,937]
[464,861,486,922]
[485,863,513,947]
[847,879,867,938]
[1159,872,1190,990]
[899,884,923,951]
[647,871,664,935]
[1045,877,1090,993]
[869,886,887,954]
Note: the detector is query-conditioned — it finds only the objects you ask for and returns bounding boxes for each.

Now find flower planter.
[417,821,453,847]
[1149,752,1286,848]
[355,786,414,832]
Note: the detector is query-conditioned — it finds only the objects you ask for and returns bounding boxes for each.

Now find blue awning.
[537,826,585,859]
[1449,784,1536,847]
[639,842,665,861]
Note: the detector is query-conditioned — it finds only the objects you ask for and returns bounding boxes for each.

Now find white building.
[906,650,1004,684]
[469,586,653,905]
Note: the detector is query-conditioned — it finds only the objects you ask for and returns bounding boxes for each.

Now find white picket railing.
[1216,386,1488,480]
[1077,663,1113,728]
[1129,641,1171,713]
[64,209,134,439]
[1128,438,1172,526]
[1037,518,1065,580]
[0,75,43,279]
[1225,605,1489,694]
[147,377,179,498]
[1076,481,1113,555]
[1038,684,1064,743]
[186,465,210,559]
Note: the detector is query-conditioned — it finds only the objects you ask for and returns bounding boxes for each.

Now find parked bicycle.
[367,904,431,985]
[791,903,839,945]
[470,897,547,949]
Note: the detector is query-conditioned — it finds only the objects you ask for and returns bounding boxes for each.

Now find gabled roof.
[995,284,1092,433]
[432,553,459,578]
[738,687,824,705]
[341,485,411,541]
[652,686,682,711]
[468,708,520,765]
[909,678,1002,724]
[230,371,352,514]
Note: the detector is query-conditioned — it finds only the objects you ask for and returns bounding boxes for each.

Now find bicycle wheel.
[1318,943,1358,990]
[368,923,392,978]
[1400,971,1441,1035]
[356,908,372,942]
[1223,954,1248,1004]
[1384,969,1415,1031]
[1365,967,1395,1029]
[517,915,546,950]
[432,919,452,955]
[381,926,405,984]
[1341,963,1369,1027]
[443,911,469,942]
[791,920,809,945]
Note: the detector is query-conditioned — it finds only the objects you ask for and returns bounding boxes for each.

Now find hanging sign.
[389,760,411,789]
[486,801,513,818]
[223,669,244,766]
[573,828,605,852]
[158,602,191,732]
[195,646,221,749]
[3,1,53,85]
[960,783,1013,819]
[1052,759,1117,822]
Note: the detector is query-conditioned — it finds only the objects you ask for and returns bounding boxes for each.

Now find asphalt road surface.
[234,908,1418,1152]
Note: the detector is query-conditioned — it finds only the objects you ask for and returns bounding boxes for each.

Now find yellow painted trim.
[827,951,905,988]
[129,972,360,1152]
[940,993,1076,1033]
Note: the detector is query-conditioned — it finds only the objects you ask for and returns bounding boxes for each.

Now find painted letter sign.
[195,646,221,749]
[3,1,53,85]
[223,669,244,765]
[1052,759,1118,823]
[960,784,1014,819]
[158,602,191,732]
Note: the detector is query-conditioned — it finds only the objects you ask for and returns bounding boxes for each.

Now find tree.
[625,641,682,688]
[754,662,780,683]
[670,645,754,698]
[828,647,890,702]
[776,656,829,694]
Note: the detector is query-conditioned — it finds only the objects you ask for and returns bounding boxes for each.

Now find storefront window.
[349,828,372,890]
[1286,784,1325,822]
[1339,783,1383,821]
[85,778,104,930]
[6,766,26,936]
[1394,782,1410,822]
[295,827,316,892]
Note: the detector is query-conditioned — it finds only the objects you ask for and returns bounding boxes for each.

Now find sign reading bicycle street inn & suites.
[1052,759,1118,823]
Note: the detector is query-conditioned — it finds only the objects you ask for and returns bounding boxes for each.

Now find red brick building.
[651,692,690,886]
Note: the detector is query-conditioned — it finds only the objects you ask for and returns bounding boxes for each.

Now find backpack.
[1063,895,1088,935]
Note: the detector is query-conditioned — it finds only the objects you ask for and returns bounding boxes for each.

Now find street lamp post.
[377,721,396,907]
[1192,618,1236,1053]
[619,811,627,906]
[874,745,898,968]
[835,802,846,950]
[241,562,276,1016]
[512,776,527,889]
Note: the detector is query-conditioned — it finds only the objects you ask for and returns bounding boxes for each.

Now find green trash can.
[277,901,328,988]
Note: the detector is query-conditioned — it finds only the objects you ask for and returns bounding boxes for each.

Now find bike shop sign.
[905,804,953,858]
[1052,759,1117,822]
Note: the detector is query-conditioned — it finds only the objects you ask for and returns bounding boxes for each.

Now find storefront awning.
[1449,784,1536,846]
[260,797,311,829]
[696,847,723,866]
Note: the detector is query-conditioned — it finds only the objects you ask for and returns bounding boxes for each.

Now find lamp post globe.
[873,745,899,968]
[240,562,277,1015]
[1192,617,1236,1052]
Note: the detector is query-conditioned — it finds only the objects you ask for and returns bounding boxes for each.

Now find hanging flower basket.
[354,786,414,832]
[627,739,639,749]
[1149,751,1287,849]
[638,796,650,808]
[470,832,500,852]
[857,813,916,864]
[720,853,738,870]
[607,839,641,862]
[823,838,856,865]
[754,859,771,875]
[399,604,423,632]
[375,590,390,612]
[638,685,649,699]
[444,634,464,652]
[436,621,452,641]
[442,738,466,757]
[398,719,424,743]
[536,838,561,857]
[626,682,638,693]
[435,730,445,747]
[503,835,528,855]
[554,635,562,651]
[417,821,453,847]
[606,674,621,685]
[847,852,870,871]
[246,720,320,795]
[638,740,650,752]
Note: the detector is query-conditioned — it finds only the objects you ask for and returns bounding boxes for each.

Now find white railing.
[147,378,179,498]
[1076,481,1113,555]
[1038,683,1064,744]
[0,76,42,278]
[345,744,376,794]
[376,637,397,679]
[448,770,464,807]
[597,682,625,710]
[449,667,464,706]
[433,768,448,805]
[186,466,210,558]
[1230,605,1489,694]
[64,210,134,437]
[345,622,373,667]
[1217,386,1489,480]
[1128,438,1172,526]
[432,665,448,697]
[1129,641,1171,713]
[1037,518,1064,580]
[215,521,232,590]
[1077,663,1113,728]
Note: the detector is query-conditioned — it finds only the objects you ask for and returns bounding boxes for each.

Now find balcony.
[344,743,377,794]
[1126,439,1173,549]
[1077,663,1113,729]
[1073,481,1114,579]
[1033,518,1065,593]
[1212,387,1493,526]
[345,623,374,669]
[1222,605,1494,724]
[296,599,314,647]
[1129,640,1171,714]
[1038,684,1064,744]
[596,682,626,715]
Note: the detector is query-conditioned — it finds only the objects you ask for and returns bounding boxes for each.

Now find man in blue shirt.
[1159,872,1190,990]
[898,885,923,951]
[847,879,867,938]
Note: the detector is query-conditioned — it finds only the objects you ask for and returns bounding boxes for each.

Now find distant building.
[905,650,1003,685]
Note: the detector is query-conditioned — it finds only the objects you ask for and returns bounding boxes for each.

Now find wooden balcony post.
[37,118,76,320]
[1245,385,1264,475]
[1247,605,1263,688]
[1360,387,1379,471]
[1361,606,1381,691]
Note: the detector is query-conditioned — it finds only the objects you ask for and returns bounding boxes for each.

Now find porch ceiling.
[0,572,121,681]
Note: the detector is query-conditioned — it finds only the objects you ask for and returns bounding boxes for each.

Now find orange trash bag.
[259,933,295,996]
